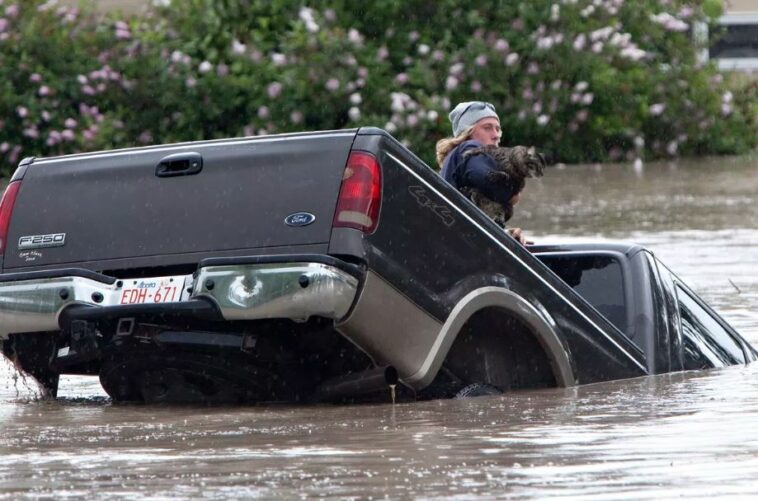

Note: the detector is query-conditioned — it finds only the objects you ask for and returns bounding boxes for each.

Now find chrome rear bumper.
[0,262,360,339]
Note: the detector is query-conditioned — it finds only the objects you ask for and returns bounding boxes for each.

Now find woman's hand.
[506,227,533,246]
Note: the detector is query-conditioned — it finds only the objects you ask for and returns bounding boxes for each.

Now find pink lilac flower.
[432,50,445,61]
[532,102,543,114]
[349,93,362,105]
[271,53,286,66]
[6,4,19,18]
[38,85,51,96]
[0,19,7,32]
[267,82,283,98]
[258,106,270,119]
[575,81,589,92]
[30,73,42,83]
[243,125,255,136]
[325,78,340,91]
[721,103,733,116]
[64,118,77,128]
[198,61,212,73]
[522,88,534,100]
[527,62,539,74]
[384,121,398,134]
[620,47,646,61]
[347,28,363,45]
[505,53,519,66]
[406,114,418,127]
[445,76,459,91]
[358,67,368,78]
[427,110,439,121]
[408,31,419,42]
[449,62,464,75]
[324,9,336,22]
[475,54,487,66]
[591,42,603,53]
[394,73,408,85]
[287,111,300,124]
[9,146,22,164]
[537,36,554,50]
[376,46,389,61]
[495,39,509,52]
[232,39,246,54]
[470,81,482,92]
[581,93,594,105]
[0,142,9,153]
[649,103,666,115]
[551,4,560,21]
[137,131,152,144]
[115,27,131,39]
[23,127,39,139]
[573,34,587,51]
[185,78,196,88]
[16,106,28,118]
[576,109,589,122]
[298,7,319,33]
[216,63,229,76]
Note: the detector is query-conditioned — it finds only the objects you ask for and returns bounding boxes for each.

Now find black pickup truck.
[0,128,754,403]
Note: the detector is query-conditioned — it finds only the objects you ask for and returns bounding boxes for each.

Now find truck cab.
[533,242,755,374]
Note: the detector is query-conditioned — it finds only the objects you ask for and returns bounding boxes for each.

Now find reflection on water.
[2,155,758,499]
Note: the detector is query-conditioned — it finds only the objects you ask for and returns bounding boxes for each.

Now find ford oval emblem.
[285,212,316,227]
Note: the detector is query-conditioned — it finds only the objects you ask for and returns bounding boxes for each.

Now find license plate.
[118,275,187,305]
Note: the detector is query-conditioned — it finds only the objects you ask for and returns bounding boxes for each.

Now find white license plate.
[118,275,187,305]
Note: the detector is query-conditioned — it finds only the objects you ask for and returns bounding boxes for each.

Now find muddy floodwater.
[2,155,758,499]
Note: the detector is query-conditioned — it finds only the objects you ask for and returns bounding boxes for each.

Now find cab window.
[538,254,627,335]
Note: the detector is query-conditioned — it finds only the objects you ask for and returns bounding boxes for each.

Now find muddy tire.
[2,334,60,398]
[455,382,502,398]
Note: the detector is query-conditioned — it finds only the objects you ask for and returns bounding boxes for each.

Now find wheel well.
[440,307,557,391]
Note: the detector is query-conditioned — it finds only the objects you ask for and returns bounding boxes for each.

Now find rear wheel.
[437,308,557,398]
[2,333,60,397]
[455,382,502,398]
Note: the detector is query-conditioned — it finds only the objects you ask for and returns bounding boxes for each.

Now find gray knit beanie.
[449,101,499,137]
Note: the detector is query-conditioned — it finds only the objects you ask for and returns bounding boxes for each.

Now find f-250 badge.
[408,186,455,227]
[18,233,66,250]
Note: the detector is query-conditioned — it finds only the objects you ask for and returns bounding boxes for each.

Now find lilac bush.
[0,0,754,176]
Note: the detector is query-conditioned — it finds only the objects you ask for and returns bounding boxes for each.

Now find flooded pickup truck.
[0,128,754,403]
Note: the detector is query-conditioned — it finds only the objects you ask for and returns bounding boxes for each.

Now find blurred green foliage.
[0,0,755,175]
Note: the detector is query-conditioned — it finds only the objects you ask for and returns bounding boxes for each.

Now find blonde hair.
[435,126,475,167]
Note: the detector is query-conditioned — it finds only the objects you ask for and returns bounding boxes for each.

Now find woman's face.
[470,117,502,146]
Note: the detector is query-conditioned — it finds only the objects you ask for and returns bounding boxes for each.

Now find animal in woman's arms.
[460,145,546,228]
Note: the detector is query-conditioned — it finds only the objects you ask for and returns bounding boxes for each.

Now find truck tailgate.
[5,132,356,271]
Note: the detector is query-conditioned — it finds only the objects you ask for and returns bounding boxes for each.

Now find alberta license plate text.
[119,276,185,304]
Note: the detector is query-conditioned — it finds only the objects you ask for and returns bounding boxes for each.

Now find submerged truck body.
[0,128,753,403]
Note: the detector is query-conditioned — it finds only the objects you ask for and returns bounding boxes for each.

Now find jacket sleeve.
[459,150,514,203]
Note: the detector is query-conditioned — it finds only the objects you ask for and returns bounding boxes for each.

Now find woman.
[436,101,530,244]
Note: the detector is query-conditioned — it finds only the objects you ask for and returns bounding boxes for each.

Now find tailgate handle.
[155,152,203,177]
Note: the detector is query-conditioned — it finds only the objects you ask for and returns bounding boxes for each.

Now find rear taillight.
[333,151,382,234]
[0,180,22,255]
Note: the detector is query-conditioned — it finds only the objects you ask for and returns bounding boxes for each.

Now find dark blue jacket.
[440,140,514,203]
